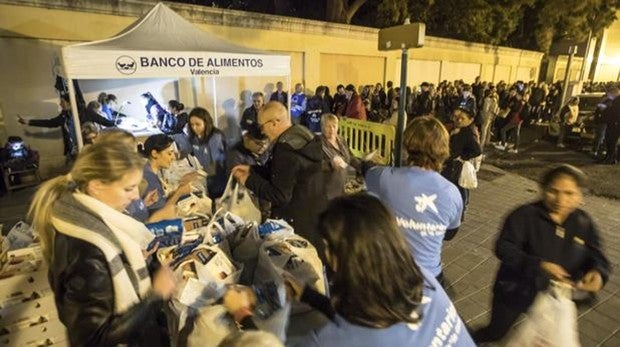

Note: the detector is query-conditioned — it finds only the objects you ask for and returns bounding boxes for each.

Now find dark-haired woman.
[167,100,188,134]
[441,106,481,219]
[136,134,196,221]
[222,194,474,346]
[301,194,473,346]
[366,117,463,284]
[173,107,227,199]
[472,165,610,343]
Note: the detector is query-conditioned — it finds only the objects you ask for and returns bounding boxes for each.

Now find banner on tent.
[62,50,291,79]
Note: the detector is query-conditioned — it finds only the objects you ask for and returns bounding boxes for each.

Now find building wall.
[0,0,543,177]
[593,10,620,82]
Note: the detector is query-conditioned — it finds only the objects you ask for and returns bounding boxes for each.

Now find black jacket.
[493,201,610,309]
[81,109,116,128]
[413,91,433,117]
[602,96,620,128]
[245,125,328,255]
[50,233,167,347]
[269,91,288,106]
[441,125,481,184]
[28,110,76,156]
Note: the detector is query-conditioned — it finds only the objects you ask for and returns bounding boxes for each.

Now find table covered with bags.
[153,173,329,346]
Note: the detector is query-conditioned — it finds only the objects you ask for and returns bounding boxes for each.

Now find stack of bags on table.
[151,176,326,347]
[0,221,68,347]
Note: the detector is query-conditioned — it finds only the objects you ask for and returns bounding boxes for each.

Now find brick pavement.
[445,165,620,346]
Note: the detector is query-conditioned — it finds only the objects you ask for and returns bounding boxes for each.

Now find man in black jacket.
[269,81,288,107]
[18,95,78,164]
[601,87,620,164]
[232,101,328,256]
[412,82,433,118]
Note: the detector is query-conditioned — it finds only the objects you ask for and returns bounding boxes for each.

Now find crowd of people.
[16,75,616,346]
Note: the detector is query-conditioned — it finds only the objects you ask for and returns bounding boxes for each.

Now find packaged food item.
[257,219,294,239]
[145,219,184,250]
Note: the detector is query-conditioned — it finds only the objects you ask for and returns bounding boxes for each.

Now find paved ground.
[445,164,620,346]
[1,164,618,345]
[485,124,620,200]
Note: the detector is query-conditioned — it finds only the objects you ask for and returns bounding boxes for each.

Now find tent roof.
[67,2,267,54]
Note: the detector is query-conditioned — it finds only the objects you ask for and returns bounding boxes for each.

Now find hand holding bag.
[216,175,261,224]
[505,281,580,347]
[458,160,478,189]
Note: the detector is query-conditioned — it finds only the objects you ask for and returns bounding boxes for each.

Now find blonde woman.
[320,114,361,199]
[29,141,175,346]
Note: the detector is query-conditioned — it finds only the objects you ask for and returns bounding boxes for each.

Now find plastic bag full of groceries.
[505,281,580,347]
[157,212,325,346]
[6,221,36,249]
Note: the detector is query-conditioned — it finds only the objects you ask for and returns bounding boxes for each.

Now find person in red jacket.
[344,84,367,121]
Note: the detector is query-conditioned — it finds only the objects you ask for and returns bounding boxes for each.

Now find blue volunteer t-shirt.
[143,163,167,213]
[365,166,463,276]
[299,267,475,347]
[125,198,149,222]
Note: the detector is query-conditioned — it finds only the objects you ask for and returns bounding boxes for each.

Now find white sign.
[62,50,291,79]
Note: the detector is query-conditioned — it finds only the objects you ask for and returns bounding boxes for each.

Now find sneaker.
[508,149,518,154]
[557,143,565,148]
[493,143,506,151]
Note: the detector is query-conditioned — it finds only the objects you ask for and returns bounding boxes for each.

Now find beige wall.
[593,10,620,82]
[0,0,543,177]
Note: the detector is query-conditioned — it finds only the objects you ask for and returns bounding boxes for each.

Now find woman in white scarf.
[28,141,175,346]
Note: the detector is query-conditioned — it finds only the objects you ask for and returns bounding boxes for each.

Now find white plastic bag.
[177,186,213,218]
[172,245,241,308]
[505,281,580,347]
[187,305,237,347]
[6,221,35,249]
[217,175,261,224]
[458,160,478,189]
[163,154,206,193]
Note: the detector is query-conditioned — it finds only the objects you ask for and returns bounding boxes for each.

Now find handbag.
[216,175,262,224]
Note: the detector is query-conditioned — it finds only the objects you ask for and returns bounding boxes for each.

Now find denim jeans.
[500,121,522,150]
[593,123,607,154]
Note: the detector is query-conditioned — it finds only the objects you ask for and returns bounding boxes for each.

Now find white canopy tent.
[61,2,291,147]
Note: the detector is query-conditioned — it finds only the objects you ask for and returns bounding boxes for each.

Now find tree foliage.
[172,0,620,52]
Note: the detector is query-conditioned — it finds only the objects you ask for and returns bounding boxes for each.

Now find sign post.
[378,20,425,167]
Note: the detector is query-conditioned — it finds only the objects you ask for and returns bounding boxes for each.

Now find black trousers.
[603,124,619,163]
[470,294,527,343]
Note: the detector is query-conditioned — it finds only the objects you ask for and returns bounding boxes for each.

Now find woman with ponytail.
[28,141,175,346]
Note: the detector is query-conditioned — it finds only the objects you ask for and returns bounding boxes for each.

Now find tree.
[171,0,619,52]
[529,0,619,52]
[326,0,369,24]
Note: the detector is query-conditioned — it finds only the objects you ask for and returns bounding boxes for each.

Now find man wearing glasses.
[232,101,328,258]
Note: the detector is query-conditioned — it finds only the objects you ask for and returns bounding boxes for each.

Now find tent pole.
[287,74,292,120]
[67,79,84,151]
[211,77,218,128]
